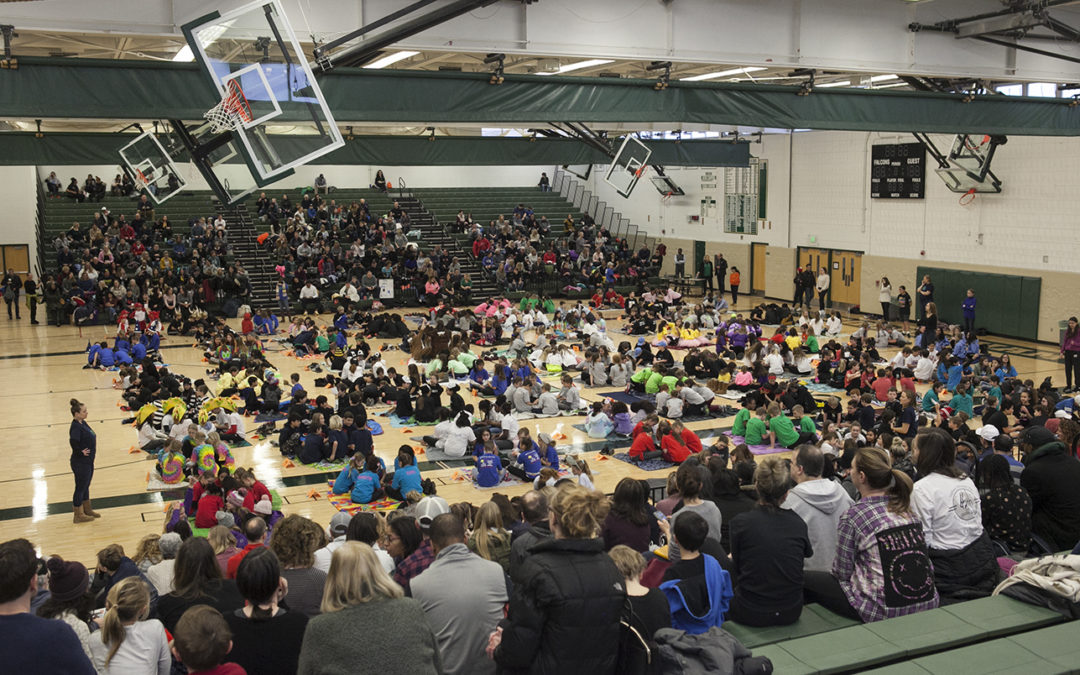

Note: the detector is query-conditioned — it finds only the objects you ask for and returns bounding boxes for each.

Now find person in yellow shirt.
[784,327,802,351]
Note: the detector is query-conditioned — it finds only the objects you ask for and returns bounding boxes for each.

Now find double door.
[797,248,861,307]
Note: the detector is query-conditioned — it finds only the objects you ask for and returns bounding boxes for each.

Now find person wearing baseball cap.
[314,512,353,575]
[974,425,999,461]
[1018,424,1080,551]
[392,497,450,594]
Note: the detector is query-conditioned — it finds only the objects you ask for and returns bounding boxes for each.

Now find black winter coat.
[928,531,999,602]
[496,537,626,675]
[1020,441,1080,551]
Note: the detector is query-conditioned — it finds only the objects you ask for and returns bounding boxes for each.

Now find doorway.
[0,245,30,281]
[751,243,767,294]
[797,247,862,309]
[693,241,707,278]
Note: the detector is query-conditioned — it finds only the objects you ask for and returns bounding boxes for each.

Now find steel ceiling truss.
[911,0,1080,67]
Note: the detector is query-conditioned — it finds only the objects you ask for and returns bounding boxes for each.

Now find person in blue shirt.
[467,359,492,394]
[93,342,115,369]
[942,356,964,392]
[326,415,349,463]
[131,341,147,362]
[332,307,349,332]
[506,430,542,481]
[951,336,970,361]
[538,432,560,470]
[994,354,1017,380]
[85,341,101,368]
[962,289,977,334]
[333,454,384,504]
[386,446,423,499]
[115,336,131,353]
[297,424,326,465]
[114,347,133,365]
[475,443,505,488]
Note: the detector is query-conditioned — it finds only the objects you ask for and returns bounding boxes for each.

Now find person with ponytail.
[89,576,170,674]
[68,398,100,523]
[224,547,308,675]
[803,445,938,622]
[727,456,812,627]
[492,484,626,674]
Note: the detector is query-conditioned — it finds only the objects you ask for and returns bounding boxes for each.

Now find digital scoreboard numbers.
[870,142,925,199]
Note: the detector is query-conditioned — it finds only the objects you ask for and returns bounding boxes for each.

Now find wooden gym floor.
[0,297,1062,569]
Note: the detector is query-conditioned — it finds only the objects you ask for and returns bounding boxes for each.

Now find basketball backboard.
[182,0,343,185]
[935,164,1002,193]
[117,131,189,205]
[604,136,652,198]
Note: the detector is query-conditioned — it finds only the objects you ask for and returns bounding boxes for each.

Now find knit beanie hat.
[46,557,89,602]
[254,496,273,515]
[216,511,236,529]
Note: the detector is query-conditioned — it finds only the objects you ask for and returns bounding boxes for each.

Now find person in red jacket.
[236,467,270,511]
[659,421,692,463]
[194,482,225,529]
[628,414,661,461]
[673,421,702,455]
[240,312,254,335]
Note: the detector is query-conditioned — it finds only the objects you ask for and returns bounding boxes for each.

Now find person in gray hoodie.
[782,444,853,572]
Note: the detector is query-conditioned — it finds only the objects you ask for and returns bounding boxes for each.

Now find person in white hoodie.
[781,444,853,573]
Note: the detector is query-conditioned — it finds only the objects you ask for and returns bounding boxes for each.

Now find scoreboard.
[870,142,925,199]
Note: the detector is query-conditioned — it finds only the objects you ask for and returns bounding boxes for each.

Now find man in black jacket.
[509,490,551,581]
[2,269,22,320]
[1019,425,1080,552]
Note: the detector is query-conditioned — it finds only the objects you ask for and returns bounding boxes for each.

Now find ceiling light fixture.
[363,50,420,69]
[536,58,615,76]
[680,66,766,82]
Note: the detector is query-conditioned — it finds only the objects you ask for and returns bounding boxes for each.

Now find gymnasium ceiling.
[3,0,1080,136]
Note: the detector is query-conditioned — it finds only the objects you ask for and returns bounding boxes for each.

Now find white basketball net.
[204,88,252,134]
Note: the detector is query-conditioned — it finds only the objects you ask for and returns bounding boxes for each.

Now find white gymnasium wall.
[580,133,793,248]
[0,166,42,273]
[788,130,1080,272]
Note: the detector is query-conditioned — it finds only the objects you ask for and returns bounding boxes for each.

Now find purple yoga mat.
[723,432,791,455]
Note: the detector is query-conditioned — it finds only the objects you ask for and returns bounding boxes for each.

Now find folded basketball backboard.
[604,136,652,198]
[117,132,189,205]
[182,0,344,186]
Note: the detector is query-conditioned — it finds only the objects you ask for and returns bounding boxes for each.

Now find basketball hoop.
[634,165,647,178]
[133,169,149,192]
[204,80,253,133]
[958,188,977,205]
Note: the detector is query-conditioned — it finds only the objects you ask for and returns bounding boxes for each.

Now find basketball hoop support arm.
[312,0,498,72]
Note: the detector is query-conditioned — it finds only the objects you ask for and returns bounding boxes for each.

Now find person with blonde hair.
[130,533,163,574]
[728,456,812,626]
[803,446,939,622]
[609,544,671,673]
[208,524,239,574]
[89,577,170,674]
[491,484,626,673]
[467,501,512,574]
[297,542,441,674]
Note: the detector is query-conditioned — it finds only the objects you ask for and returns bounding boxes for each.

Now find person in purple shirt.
[961,289,977,334]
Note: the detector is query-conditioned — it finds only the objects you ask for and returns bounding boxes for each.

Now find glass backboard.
[117,131,189,205]
[182,0,344,182]
[604,136,652,198]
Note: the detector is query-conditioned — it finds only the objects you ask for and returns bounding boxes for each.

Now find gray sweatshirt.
[782,478,854,572]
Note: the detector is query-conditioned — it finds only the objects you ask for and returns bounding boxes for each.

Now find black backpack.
[616,598,661,675]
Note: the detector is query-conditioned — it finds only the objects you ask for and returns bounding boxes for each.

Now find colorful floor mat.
[326,481,403,515]
[722,432,792,455]
[611,452,677,472]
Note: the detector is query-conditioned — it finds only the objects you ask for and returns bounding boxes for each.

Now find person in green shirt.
[803,331,820,353]
[986,379,1002,406]
[732,397,757,437]
[791,404,817,436]
[541,296,556,314]
[921,382,945,415]
[630,367,652,393]
[767,403,807,449]
[314,332,330,353]
[744,407,769,445]
[519,293,539,312]
[645,369,665,395]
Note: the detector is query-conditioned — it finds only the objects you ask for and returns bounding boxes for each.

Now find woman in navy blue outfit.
[69,398,100,523]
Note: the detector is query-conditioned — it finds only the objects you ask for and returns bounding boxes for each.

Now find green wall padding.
[916,266,1040,340]
[3,57,1080,135]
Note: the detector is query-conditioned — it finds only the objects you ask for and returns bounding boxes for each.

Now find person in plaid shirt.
[391,496,449,595]
[804,446,939,622]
